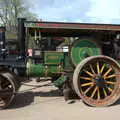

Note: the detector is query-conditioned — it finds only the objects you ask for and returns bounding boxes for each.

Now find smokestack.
[18,18,26,56]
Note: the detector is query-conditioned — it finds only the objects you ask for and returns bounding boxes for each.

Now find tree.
[0,0,38,38]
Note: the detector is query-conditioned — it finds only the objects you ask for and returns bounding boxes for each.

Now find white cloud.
[27,0,90,22]
[74,19,83,23]
[86,0,120,23]
[27,0,120,24]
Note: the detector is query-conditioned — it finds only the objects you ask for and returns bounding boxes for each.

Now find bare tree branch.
[0,0,38,37]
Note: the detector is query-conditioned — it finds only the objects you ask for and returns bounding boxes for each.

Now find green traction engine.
[1,18,120,108]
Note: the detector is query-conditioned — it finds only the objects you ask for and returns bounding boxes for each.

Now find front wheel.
[73,55,120,107]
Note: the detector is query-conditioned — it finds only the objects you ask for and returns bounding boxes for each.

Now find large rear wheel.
[73,55,120,107]
[0,72,20,109]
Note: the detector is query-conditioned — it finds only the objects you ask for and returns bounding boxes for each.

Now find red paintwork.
[35,22,120,31]
[0,29,3,32]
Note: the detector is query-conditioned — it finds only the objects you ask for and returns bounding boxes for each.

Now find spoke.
[104,74,116,79]
[105,81,116,85]
[81,82,93,87]
[100,63,105,74]
[83,69,94,77]
[97,87,100,99]
[104,67,112,77]
[91,86,98,98]
[89,64,95,74]
[0,80,2,89]
[107,87,113,92]
[79,76,92,81]
[97,62,100,74]
[0,78,3,90]
[103,87,107,97]
[0,98,5,106]
[84,85,94,94]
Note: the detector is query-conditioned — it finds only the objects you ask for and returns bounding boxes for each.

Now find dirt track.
[0,81,120,120]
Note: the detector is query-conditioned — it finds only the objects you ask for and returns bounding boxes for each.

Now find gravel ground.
[0,81,120,120]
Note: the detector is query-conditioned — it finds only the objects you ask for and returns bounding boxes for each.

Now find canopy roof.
[25,21,120,37]
[25,21,120,30]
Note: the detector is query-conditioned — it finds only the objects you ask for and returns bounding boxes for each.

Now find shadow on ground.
[8,89,61,109]
[7,90,120,109]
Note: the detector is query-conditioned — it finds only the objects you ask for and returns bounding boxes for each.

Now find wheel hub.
[95,75,105,87]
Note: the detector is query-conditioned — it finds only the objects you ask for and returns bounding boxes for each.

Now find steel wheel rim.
[0,75,15,109]
[73,56,120,107]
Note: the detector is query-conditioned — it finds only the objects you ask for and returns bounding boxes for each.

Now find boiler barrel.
[26,62,63,77]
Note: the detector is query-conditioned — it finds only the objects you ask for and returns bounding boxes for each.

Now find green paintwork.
[27,63,45,76]
[54,75,67,87]
[70,39,101,66]
[44,51,64,65]
[64,53,73,71]
[27,59,63,77]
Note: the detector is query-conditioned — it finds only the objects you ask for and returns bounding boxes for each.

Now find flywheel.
[70,38,101,66]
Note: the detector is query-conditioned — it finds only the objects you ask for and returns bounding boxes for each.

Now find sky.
[28,0,120,24]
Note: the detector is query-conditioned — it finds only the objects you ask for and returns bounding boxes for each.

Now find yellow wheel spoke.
[97,87,100,99]
[105,74,116,79]
[91,86,98,98]
[103,87,107,97]
[107,87,113,92]
[97,62,100,74]
[105,81,115,85]
[83,69,94,77]
[84,85,94,94]
[81,82,93,87]
[104,67,112,77]
[79,76,92,81]
[89,64,95,74]
[100,63,105,74]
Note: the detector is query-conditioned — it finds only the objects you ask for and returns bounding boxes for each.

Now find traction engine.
[0,19,120,108]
